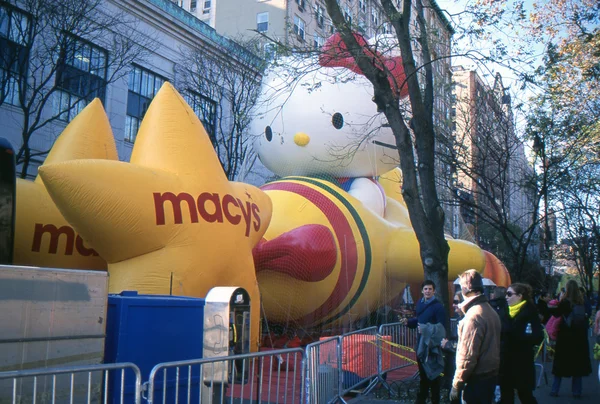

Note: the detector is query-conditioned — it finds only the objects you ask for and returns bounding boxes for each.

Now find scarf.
[509,300,527,318]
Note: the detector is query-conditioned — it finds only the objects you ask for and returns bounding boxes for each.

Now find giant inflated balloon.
[39,83,272,351]
[13,99,114,270]
[251,33,507,331]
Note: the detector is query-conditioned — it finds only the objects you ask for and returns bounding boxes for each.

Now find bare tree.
[0,0,153,177]
[176,40,264,181]
[253,0,556,313]
[557,161,600,296]
[438,70,543,282]
[314,0,457,311]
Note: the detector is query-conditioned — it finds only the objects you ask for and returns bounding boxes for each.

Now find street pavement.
[349,370,599,403]
[349,336,600,404]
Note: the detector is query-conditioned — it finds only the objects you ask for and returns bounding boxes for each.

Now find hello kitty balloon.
[249,34,499,333]
[252,33,408,215]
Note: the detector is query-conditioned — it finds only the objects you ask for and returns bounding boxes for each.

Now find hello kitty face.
[251,57,400,178]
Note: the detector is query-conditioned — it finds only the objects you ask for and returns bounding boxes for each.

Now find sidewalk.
[350,338,599,404]
[350,370,599,403]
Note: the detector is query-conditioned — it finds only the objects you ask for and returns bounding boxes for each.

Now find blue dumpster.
[105,291,205,403]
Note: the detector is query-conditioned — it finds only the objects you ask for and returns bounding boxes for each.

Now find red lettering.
[252,203,261,231]
[197,192,223,223]
[31,223,99,256]
[222,194,241,225]
[237,198,253,237]
[32,224,75,255]
[154,192,198,225]
[75,236,99,256]
[153,192,259,237]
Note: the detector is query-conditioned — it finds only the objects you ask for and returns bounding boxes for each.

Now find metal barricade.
[377,323,417,376]
[305,337,341,404]
[145,348,305,404]
[0,362,142,404]
[338,327,379,397]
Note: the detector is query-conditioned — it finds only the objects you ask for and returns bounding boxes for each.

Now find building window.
[185,91,217,141]
[371,9,379,26]
[343,5,352,24]
[0,4,30,106]
[257,12,269,32]
[296,0,306,12]
[313,34,324,49]
[293,15,305,40]
[125,65,165,143]
[203,0,211,14]
[190,1,197,12]
[54,34,107,122]
[359,0,367,13]
[264,42,277,59]
[314,3,325,28]
[358,18,367,33]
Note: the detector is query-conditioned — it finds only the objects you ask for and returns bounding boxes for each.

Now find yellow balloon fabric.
[39,83,272,351]
[13,99,115,270]
[255,173,486,330]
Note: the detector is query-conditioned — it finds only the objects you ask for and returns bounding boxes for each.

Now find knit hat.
[459,269,484,294]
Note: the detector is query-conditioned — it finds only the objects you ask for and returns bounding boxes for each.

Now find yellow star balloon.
[13,99,115,270]
[39,83,272,351]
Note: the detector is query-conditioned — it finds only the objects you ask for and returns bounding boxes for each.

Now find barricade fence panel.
[0,362,141,404]
[0,322,422,404]
[378,323,418,375]
[305,337,340,404]
[338,327,379,396]
[145,348,305,404]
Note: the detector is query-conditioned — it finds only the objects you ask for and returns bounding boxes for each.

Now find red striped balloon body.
[253,173,488,332]
[254,176,407,332]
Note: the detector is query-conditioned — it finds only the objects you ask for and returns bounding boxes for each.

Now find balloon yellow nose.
[294,132,310,147]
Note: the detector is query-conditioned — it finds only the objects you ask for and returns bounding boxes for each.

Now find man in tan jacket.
[450,270,501,404]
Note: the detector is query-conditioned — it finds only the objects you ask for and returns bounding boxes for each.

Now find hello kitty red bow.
[319,32,409,99]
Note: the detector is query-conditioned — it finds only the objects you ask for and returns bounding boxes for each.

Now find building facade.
[451,67,538,256]
[1,0,262,181]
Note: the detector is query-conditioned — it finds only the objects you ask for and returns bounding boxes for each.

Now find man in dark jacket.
[402,280,446,404]
[451,270,501,404]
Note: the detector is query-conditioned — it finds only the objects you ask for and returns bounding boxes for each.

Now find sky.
[436,0,547,134]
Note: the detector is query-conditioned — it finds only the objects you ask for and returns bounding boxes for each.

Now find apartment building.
[1,0,262,181]
[452,67,537,249]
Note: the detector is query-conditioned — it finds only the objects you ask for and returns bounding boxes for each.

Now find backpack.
[564,304,587,328]
[546,315,562,340]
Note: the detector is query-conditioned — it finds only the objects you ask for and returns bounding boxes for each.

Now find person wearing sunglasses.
[499,283,544,404]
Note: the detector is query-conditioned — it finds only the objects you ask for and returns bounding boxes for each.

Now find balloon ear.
[319,32,370,72]
[318,32,409,99]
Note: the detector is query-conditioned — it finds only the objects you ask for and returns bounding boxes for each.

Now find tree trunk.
[323,0,451,324]
[20,147,30,179]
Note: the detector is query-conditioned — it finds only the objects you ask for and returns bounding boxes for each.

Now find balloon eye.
[332,112,344,130]
[265,126,273,141]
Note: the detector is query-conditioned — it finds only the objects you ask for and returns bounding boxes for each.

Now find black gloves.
[449,386,461,401]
